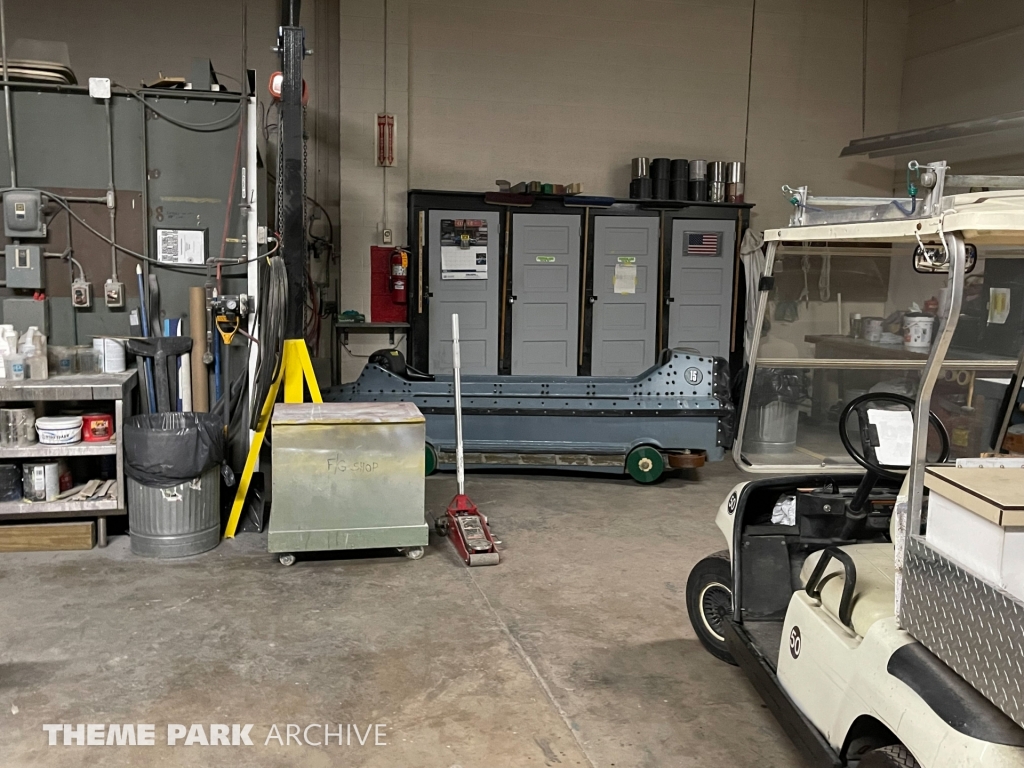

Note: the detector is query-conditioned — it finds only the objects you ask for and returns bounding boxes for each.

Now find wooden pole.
[189,286,209,412]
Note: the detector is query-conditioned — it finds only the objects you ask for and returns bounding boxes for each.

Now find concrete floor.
[0,461,803,767]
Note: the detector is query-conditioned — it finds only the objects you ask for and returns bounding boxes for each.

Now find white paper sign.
[156,229,206,265]
[441,246,487,280]
[989,287,1011,324]
[867,408,914,466]
[613,264,637,294]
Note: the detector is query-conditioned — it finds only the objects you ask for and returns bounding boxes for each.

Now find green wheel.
[626,446,664,484]
[425,444,438,476]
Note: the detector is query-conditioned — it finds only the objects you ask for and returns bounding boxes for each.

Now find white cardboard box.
[925,467,1024,601]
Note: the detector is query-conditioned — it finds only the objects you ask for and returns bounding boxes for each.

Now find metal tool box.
[268,402,428,557]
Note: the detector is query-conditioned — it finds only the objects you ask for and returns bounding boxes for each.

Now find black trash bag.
[749,368,807,409]
[124,412,225,488]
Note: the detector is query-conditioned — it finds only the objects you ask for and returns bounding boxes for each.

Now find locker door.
[667,220,735,358]
[591,216,659,376]
[428,210,500,374]
[511,214,581,375]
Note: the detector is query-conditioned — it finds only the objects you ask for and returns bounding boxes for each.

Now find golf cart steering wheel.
[837,392,949,534]
[839,392,949,479]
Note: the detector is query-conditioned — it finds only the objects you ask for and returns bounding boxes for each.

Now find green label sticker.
[535,255,556,263]
[616,256,636,264]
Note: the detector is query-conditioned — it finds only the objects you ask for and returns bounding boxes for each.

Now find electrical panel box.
[3,190,45,238]
[5,244,44,289]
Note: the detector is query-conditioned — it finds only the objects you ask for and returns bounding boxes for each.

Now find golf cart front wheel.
[626,446,665,484]
[685,550,736,665]
[860,746,919,768]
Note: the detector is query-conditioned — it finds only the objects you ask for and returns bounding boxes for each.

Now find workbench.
[0,370,137,546]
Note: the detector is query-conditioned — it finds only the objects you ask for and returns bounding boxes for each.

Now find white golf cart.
[687,163,1024,767]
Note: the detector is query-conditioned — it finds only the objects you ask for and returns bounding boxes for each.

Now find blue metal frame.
[327,349,733,472]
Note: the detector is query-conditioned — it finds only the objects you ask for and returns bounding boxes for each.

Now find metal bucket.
[128,465,220,558]
[747,400,799,454]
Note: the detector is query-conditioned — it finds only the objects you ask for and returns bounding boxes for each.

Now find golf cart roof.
[765,190,1024,245]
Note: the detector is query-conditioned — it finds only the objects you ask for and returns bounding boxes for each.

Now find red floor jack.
[437,314,499,566]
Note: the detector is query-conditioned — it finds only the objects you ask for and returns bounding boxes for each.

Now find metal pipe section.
[452,313,465,496]
[105,97,117,280]
[807,196,915,207]
[62,195,108,203]
[897,232,965,622]
[245,90,260,447]
[0,0,14,187]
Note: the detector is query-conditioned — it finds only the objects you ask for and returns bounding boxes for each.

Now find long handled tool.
[441,313,499,566]
[136,265,157,413]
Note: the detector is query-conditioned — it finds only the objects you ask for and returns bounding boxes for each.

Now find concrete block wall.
[339,0,410,380]
[339,0,909,380]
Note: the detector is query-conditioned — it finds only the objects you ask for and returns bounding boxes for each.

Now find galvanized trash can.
[127,466,220,557]
[123,412,224,558]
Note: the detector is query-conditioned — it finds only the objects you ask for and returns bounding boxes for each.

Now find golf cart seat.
[799,543,895,637]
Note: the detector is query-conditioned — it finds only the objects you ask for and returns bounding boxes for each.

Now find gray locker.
[591,216,659,376]
[428,210,501,374]
[667,220,735,358]
[511,214,581,375]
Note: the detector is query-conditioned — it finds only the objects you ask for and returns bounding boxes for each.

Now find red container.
[82,413,114,442]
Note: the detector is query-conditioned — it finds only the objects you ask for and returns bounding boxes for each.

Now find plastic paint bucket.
[36,415,84,445]
[82,413,114,442]
[903,313,935,350]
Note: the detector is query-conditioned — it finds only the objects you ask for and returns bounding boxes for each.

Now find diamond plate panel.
[901,536,1024,729]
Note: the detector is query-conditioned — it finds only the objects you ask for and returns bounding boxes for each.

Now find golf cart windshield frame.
[736,187,1024,604]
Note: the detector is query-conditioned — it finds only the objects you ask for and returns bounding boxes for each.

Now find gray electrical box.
[5,244,45,289]
[2,297,49,334]
[3,190,45,238]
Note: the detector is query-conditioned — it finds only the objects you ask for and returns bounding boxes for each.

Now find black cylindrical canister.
[670,159,689,179]
[688,159,708,201]
[652,178,671,199]
[629,177,653,199]
[670,178,688,200]
[650,158,671,181]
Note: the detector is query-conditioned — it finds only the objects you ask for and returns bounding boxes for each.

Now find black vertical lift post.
[279,0,307,340]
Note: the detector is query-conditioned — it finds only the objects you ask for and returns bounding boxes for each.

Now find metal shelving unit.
[0,370,137,547]
[0,441,118,459]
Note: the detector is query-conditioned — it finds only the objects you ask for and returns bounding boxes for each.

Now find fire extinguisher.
[390,248,408,305]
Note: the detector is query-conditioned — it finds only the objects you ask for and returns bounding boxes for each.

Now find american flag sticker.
[686,232,720,256]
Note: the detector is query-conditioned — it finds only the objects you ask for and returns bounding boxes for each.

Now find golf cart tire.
[686,550,737,665]
[860,745,919,768]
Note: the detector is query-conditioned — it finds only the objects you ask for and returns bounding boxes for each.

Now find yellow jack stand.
[224,339,321,538]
